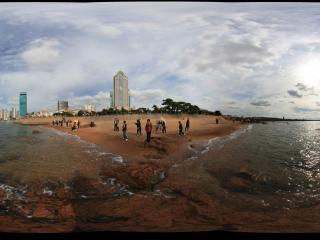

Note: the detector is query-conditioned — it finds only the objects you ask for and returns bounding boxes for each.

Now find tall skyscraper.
[57,100,68,112]
[19,92,27,117]
[109,91,113,108]
[11,107,17,119]
[111,70,129,110]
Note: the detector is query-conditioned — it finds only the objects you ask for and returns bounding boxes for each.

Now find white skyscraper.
[111,70,129,110]
[11,107,17,119]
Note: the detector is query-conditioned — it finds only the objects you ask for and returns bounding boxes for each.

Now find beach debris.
[32,129,41,134]
[42,188,54,196]
[112,156,124,164]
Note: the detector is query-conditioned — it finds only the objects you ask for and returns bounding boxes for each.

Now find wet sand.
[1,115,320,232]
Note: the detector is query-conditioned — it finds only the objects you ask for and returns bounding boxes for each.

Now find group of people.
[52,118,81,131]
[155,120,166,133]
[116,118,152,142]
[178,118,190,136]
[114,117,191,142]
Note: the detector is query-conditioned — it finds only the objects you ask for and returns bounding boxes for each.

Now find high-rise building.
[11,107,17,119]
[109,91,113,108]
[19,92,27,117]
[2,109,9,121]
[84,104,96,112]
[57,100,68,112]
[111,70,129,110]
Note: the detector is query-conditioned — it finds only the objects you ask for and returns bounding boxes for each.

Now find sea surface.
[1,121,320,217]
[0,122,123,183]
[183,121,320,211]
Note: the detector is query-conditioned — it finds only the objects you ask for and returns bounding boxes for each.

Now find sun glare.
[297,59,320,87]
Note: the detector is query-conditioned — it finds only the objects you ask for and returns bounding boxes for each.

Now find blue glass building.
[19,92,27,116]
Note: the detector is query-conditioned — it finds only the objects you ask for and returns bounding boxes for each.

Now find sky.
[0,2,320,118]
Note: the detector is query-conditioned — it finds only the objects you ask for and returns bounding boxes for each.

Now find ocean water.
[188,121,320,211]
[1,121,320,213]
[0,122,123,184]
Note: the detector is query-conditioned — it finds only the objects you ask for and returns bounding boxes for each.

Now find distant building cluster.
[0,108,18,121]
[0,70,133,120]
[84,104,96,113]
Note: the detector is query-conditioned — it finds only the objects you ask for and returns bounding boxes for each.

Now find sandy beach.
[18,114,241,168]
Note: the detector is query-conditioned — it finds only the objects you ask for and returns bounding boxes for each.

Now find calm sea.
[0,121,320,212]
[187,121,320,211]
[0,122,123,183]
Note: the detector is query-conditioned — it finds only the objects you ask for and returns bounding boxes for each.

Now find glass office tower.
[19,92,27,116]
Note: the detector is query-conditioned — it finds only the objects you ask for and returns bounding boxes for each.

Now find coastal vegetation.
[97,98,222,116]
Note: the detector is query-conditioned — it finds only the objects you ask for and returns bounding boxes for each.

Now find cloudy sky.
[0,2,320,118]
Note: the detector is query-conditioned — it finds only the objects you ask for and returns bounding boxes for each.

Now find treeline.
[52,98,222,117]
[98,98,222,116]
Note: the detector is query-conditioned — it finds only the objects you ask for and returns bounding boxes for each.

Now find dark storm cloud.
[250,100,271,107]
[287,90,302,98]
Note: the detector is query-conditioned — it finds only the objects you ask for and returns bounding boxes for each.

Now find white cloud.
[0,3,320,118]
[21,38,60,70]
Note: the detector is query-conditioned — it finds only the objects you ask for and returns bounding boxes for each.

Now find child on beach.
[178,121,184,135]
[135,119,142,135]
[155,120,162,133]
[145,119,152,143]
[122,120,128,141]
[72,122,77,131]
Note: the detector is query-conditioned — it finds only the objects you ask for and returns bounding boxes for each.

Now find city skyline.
[0,3,320,118]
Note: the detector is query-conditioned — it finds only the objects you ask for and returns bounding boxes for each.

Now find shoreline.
[2,117,320,232]
[3,115,252,232]
[17,115,243,165]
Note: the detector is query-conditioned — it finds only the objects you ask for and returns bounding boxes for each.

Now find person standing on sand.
[135,119,142,135]
[216,118,219,124]
[114,117,117,131]
[77,120,80,129]
[185,118,190,132]
[145,119,152,143]
[162,120,166,133]
[178,121,184,135]
[114,118,120,131]
[122,120,128,141]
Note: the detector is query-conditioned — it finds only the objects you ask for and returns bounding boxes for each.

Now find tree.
[152,105,159,113]
[78,110,84,116]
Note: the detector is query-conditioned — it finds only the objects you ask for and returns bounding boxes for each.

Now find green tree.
[78,110,84,116]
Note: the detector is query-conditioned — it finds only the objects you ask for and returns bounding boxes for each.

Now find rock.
[59,204,75,219]
[56,187,72,199]
[100,162,166,190]
[32,204,55,219]
[0,188,5,199]
[32,130,41,134]
[229,176,251,191]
